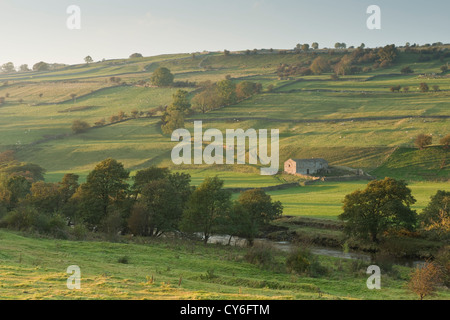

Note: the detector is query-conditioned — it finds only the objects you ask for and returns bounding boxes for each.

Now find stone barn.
[284,158,329,176]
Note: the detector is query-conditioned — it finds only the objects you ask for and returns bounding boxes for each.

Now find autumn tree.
[339,178,417,243]
[408,262,442,300]
[440,134,450,149]
[414,134,432,149]
[310,56,330,75]
[419,83,429,93]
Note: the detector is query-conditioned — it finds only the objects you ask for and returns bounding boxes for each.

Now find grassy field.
[1,229,448,300]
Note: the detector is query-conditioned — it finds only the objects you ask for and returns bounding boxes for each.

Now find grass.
[266,181,450,219]
[1,229,448,300]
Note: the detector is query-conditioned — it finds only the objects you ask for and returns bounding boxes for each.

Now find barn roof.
[288,158,328,164]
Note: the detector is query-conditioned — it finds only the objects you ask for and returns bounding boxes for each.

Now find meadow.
[1,229,448,300]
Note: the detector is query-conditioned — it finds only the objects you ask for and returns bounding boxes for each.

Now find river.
[207,234,424,267]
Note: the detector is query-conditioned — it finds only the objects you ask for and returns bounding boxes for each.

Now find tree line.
[0,154,282,245]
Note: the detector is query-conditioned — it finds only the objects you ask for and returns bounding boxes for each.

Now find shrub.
[71,224,88,240]
[71,120,90,134]
[118,256,129,264]
[414,134,432,149]
[401,66,414,74]
[286,247,312,274]
[434,246,450,287]
[440,134,450,149]
[408,261,443,300]
[244,243,276,270]
[3,206,38,231]
[419,83,429,92]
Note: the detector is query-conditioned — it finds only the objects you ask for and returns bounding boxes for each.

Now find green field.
[1,229,448,300]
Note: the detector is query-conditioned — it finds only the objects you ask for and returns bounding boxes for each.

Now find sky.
[0,0,449,67]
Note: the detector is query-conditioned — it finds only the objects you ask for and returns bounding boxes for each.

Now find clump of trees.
[0,156,283,245]
[191,78,261,115]
[151,67,174,87]
[339,177,417,243]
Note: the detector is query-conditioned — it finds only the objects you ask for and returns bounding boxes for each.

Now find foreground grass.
[1,229,448,300]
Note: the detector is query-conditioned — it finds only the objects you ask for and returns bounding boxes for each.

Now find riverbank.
[261,216,445,262]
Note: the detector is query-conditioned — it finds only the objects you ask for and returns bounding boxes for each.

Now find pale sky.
[0,0,449,67]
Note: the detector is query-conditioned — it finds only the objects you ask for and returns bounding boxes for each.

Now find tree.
[420,190,450,226]
[161,109,184,135]
[401,66,414,74]
[1,62,15,73]
[311,42,319,50]
[334,55,353,76]
[301,44,310,52]
[216,79,237,106]
[377,44,398,63]
[235,81,262,100]
[131,166,170,199]
[133,179,182,236]
[33,61,49,72]
[235,189,283,245]
[310,56,330,75]
[419,82,429,92]
[432,85,440,92]
[29,181,61,214]
[84,56,93,64]
[70,93,77,104]
[408,262,442,300]
[415,134,432,149]
[19,64,30,72]
[441,65,448,73]
[129,53,143,58]
[71,120,90,134]
[150,67,174,87]
[359,43,366,49]
[224,49,230,56]
[171,90,191,113]
[191,88,220,114]
[180,176,232,244]
[0,176,32,210]
[339,178,417,243]
[440,134,450,149]
[77,159,130,226]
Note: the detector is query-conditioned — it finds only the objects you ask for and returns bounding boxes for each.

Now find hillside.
[1,229,448,300]
[0,47,448,217]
